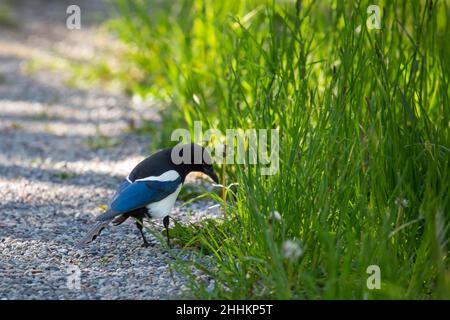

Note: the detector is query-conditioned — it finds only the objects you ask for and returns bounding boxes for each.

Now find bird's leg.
[135,218,151,248]
[163,215,171,248]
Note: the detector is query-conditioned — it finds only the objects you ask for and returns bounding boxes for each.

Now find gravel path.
[0,0,216,299]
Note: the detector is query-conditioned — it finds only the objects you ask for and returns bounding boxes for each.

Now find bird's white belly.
[147,185,182,219]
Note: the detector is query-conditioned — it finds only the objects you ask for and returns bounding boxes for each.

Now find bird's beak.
[203,167,219,184]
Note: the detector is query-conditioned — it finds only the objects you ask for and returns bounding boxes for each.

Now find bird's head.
[171,143,219,184]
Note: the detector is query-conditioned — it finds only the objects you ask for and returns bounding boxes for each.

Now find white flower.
[270,210,282,221]
[395,198,409,209]
[385,208,391,217]
[282,240,303,262]
[193,94,200,105]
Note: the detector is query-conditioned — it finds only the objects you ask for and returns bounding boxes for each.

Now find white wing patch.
[131,170,180,182]
[124,170,181,218]
[147,184,182,219]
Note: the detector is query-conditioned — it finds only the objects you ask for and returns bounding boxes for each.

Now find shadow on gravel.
[0,111,122,126]
[0,197,123,242]
[0,127,149,162]
[0,55,126,110]
[0,200,136,247]
[0,163,123,188]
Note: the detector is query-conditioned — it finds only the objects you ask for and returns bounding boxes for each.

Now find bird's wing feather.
[109,179,132,206]
[75,220,110,248]
[96,177,181,221]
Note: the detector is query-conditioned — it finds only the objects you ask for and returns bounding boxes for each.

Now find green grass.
[0,2,19,29]
[107,0,449,299]
[85,127,121,150]
[53,171,77,181]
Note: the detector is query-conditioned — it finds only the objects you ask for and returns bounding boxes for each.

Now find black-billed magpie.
[76,143,219,248]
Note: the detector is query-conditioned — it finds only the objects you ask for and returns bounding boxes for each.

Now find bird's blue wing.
[109,179,132,206]
[109,177,181,214]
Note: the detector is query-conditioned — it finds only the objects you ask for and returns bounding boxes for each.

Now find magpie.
[76,143,219,248]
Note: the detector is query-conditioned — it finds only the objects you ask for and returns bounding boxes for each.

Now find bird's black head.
[171,143,219,184]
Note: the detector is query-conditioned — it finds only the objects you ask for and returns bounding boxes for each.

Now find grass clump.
[0,2,19,29]
[108,0,449,299]
[85,127,121,150]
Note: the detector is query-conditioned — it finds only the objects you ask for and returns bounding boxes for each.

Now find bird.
[76,143,219,249]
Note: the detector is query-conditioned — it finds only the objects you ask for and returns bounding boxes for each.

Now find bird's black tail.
[75,220,111,249]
